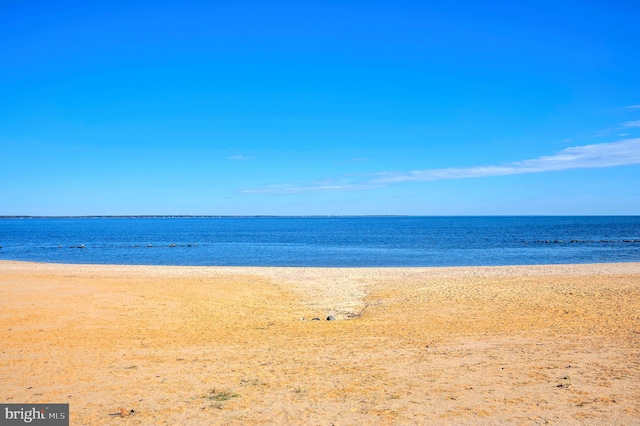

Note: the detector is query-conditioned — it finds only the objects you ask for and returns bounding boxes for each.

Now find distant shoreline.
[1,214,639,219]
[1,215,410,219]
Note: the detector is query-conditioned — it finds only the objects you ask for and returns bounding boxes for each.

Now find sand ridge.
[1,260,640,424]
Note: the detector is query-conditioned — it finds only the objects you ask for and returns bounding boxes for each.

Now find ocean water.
[0,216,639,267]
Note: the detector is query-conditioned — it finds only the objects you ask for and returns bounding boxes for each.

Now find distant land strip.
[0,215,412,219]
[1,215,639,219]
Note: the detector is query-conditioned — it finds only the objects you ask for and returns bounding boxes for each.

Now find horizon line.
[1,215,639,219]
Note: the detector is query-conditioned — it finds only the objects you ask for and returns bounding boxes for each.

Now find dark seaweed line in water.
[530,239,640,244]
[1,239,640,251]
[0,243,201,249]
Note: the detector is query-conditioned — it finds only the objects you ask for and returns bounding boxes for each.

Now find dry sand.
[1,260,639,425]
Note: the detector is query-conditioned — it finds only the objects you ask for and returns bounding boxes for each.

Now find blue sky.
[1,0,639,215]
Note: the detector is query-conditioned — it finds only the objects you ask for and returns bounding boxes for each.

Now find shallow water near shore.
[0,216,639,266]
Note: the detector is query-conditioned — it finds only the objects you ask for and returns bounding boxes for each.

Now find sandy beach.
[1,260,639,425]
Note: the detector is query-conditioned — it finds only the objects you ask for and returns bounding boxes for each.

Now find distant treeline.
[0,215,408,219]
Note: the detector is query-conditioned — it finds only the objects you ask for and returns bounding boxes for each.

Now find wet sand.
[1,260,639,425]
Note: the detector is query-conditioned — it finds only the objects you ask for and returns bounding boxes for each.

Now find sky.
[1,0,639,215]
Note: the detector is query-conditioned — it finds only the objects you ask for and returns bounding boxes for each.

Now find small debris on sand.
[109,407,135,417]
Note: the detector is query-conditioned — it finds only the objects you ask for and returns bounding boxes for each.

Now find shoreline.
[4,260,640,318]
[3,258,640,271]
[2,260,639,424]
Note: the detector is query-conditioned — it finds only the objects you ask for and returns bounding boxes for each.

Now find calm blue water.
[0,217,639,267]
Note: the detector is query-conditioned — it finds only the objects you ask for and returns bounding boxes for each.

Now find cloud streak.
[371,138,640,184]
[245,138,640,194]
[243,180,372,194]
[623,120,640,128]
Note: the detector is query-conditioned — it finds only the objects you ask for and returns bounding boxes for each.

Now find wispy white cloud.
[243,180,375,194]
[227,155,253,160]
[335,157,369,165]
[370,138,640,184]
[623,120,640,128]
[624,105,640,109]
[244,139,640,194]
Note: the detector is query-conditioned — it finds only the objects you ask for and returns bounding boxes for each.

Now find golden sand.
[1,260,639,425]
